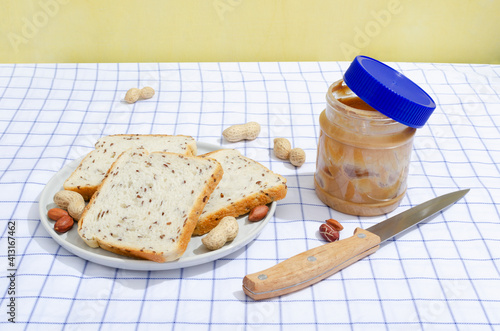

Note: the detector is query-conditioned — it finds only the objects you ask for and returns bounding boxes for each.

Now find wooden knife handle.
[242,228,381,300]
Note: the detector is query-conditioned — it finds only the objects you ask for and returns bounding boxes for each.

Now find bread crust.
[172,159,223,259]
[77,150,223,262]
[192,183,287,235]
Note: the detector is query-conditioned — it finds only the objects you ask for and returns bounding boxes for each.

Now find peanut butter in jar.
[315,56,436,216]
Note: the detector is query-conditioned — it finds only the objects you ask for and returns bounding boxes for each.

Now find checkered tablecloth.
[0,61,499,330]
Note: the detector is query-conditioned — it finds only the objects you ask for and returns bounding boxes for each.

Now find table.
[0,61,499,330]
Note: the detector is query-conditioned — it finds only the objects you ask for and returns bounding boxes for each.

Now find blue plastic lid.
[343,55,436,128]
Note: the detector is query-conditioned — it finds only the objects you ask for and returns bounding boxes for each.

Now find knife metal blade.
[367,189,469,242]
[242,189,469,300]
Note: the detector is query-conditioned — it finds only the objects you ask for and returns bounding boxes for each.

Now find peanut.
[54,190,85,221]
[272,138,305,167]
[248,205,269,222]
[289,148,306,167]
[48,208,69,221]
[140,86,155,99]
[222,122,261,142]
[125,87,155,103]
[125,88,141,103]
[326,218,344,231]
[54,215,74,233]
[319,223,339,242]
[202,216,239,250]
[273,138,291,160]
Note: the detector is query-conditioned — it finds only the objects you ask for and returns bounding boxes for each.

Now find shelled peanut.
[48,207,74,233]
[319,218,344,242]
[248,205,269,222]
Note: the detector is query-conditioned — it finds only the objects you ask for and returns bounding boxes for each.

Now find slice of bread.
[193,149,287,235]
[64,134,197,200]
[77,149,223,262]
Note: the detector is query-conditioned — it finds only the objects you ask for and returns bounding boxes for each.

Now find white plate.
[38,142,275,271]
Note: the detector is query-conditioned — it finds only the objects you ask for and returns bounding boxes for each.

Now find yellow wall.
[1,0,499,64]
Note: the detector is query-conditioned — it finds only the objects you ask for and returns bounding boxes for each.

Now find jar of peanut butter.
[315,56,436,216]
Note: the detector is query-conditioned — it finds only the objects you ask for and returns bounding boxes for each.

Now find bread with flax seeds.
[193,149,287,235]
[77,149,223,262]
[64,134,197,200]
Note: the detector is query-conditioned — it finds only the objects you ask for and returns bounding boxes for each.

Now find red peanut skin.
[319,223,339,242]
[248,205,269,222]
[326,218,344,231]
[54,215,74,233]
[48,208,69,221]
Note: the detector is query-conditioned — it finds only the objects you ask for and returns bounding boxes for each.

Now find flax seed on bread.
[77,149,223,262]
[193,149,287,235]
[64,134,197,200]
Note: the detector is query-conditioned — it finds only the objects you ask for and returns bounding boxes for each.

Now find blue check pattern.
[0,62,499,330]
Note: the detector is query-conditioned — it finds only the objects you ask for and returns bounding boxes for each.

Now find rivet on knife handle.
[242,228,381,301]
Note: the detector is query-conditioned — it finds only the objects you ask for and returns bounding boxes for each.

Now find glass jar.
[315,56,436,216]
[315,79,416,216]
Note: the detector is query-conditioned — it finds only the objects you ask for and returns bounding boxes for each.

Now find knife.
[242,189,469,300]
